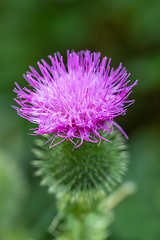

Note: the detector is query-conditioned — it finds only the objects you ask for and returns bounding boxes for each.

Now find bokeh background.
[0,0,160,239]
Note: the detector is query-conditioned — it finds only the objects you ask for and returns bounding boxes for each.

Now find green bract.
[32,130,128,204]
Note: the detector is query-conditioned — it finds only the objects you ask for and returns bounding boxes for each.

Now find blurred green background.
[0,0,160,239]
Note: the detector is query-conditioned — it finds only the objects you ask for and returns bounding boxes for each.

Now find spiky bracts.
[13,50,137,148]
[32,130,128,203]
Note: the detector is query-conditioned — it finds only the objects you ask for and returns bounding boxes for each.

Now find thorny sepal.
[32,129,129,205]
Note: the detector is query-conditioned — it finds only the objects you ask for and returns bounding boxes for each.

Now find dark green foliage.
[110,126,160,240]
[1,0,160,239]
[32,131,128,203]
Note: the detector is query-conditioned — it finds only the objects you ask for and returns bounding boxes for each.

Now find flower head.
[12,50,137,147]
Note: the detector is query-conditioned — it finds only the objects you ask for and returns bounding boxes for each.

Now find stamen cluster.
[13,50,137,147]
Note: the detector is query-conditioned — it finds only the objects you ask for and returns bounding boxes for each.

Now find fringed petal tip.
[13,50,137,148]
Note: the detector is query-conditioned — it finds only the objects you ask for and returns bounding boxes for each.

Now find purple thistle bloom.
[12,50,137,148]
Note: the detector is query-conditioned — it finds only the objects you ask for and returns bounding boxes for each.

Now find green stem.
[105,181,137,210]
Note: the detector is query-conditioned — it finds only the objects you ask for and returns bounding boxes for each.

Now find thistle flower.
[12,50,137,148]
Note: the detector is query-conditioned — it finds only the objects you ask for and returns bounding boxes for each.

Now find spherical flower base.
[32,130,128,203]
